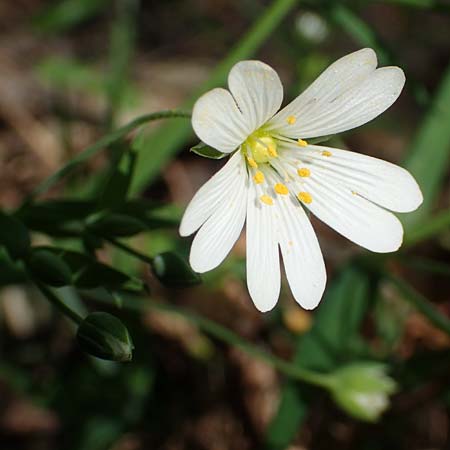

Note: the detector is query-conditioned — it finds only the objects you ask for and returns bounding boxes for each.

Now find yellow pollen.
[247,156,258,168]
[253,171,265,184]
[274,183,289,195]
[260,195,273,205]
[321,150,332,157]
[268,144,278,157]
[287,115,296,125]
[297,167,311,178]
[297,191,313,204]
[297,139,308,147]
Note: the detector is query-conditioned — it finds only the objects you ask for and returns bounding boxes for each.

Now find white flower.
[179,48,423,312]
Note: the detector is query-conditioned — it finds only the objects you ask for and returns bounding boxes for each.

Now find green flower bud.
[329,362,397,422]
[77,312,133,362]
[151,251,201,288]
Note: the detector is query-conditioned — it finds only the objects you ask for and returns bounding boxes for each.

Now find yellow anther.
[321,150,332,157]
[287,115,296,125]
[268,144,278,157]
[297,167,311,178]
[297,191,313,204]
[297,139,308,147]
[260,195,274,205]
[247,156,258,168]
[253,171,265,184]
[274,183,289,195]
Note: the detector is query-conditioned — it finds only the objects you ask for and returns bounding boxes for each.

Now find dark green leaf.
[19,200,96,223]
[0,247,27,285]
[0,212,31,259]
[99,150,137,209]
[87,212,147,237]
[76,312,133,362]
[26,248,72,287]
[190,142,227,160]
[119,201,181,229]
[75,260,143,292]
[33,0,108,34]
[402,62,450,229]
[18,200,96,237]
[151,252,201,288]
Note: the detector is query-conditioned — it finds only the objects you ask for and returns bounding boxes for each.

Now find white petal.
[189,159,248,273]
[180,152,244,237]
[297,171,404,253]
[295,144,423,213]
[267,48,377,133]
[246,182,280,312]
[228,60,283,131]
[275,194,326,310]
[192,88,252,153]
[267,49,405,138]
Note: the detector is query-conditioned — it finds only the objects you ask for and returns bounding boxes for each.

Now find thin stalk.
[90,293,333,388]
[386,274,450,336]
[30,110,191,199]
[105,237,153,265]
[35,282,84,325]
[404,208,450,247]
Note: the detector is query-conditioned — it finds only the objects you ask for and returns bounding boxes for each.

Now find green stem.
[105,237,153,265]
[90,293,333,388]
[35,282,84,325]
[404,208,450,247]
[386,274,450,336]
[396,256,450,277]
[30,110,191,199]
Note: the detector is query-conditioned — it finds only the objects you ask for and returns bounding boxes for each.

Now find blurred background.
[0,0,450,449]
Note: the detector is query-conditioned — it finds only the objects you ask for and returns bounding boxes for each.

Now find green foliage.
[3,0,450,447]
[266,266,371,448]
[26,247,73,287]
[402,62,450,229]
[0,212,31,259]
[33,0,109,33]
[190,142,228,159]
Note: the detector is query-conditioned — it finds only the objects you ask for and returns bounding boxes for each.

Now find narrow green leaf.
[19,200,96,223]
[33,0,108,33]
[75,260,143,292]
[402,62,450,229]
[26,248,73,287]
[87,212,147,237]
[190,142,228,159]
[0,212,31,259]
[387,274,450,336]
[98,150,137,209]
[30,110,190,199]
[0,247,27,285]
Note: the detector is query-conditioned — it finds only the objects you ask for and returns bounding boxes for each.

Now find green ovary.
[245,133,278,164]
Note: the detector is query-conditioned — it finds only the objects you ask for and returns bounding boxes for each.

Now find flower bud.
[151,251,201,288]
[329,363,397,422]
[77,312,133,362]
